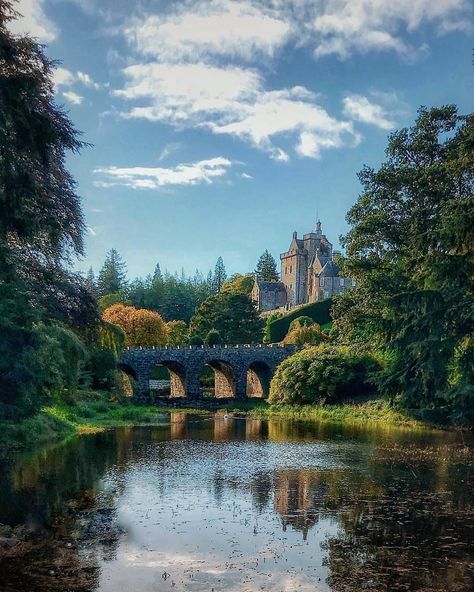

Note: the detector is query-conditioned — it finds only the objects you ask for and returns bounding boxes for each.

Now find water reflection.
[0,415,473,592]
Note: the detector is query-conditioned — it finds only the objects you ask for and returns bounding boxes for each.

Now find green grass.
[247,399,425,428]
[0,391,432,453]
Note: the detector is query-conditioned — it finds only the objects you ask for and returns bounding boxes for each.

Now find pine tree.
[153,263,162,282]
[85,267,97,296]
[97,249,127,297]
[212,257,227,293]
[255,250,279,281]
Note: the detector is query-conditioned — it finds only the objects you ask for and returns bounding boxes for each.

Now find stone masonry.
[119,344,297,402]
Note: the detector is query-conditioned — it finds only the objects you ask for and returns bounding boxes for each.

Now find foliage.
[269,345,381,406]
[166,320,189,346]
[190,292,264,344]
[128,270,212,323]
[282,321,326,345]
[212,256,227,293]
[18,323,89,412]
[255,250,279,281]
[86,346,117,390]
[102,304,167,347]
[288,316,314,330]
[205,329,222,345]
[221,273,254,295]
[97,249,127,297]
[189,335,204,346]
[98,291,129,313]
[265,299,333,343]
[333,106,474,419]
[263,311,284,342]
[0,7,98,417]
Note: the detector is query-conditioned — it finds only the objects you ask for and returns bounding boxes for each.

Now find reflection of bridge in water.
[119,344,297,400]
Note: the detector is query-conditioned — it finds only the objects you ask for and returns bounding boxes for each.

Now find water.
[0,414,473,591]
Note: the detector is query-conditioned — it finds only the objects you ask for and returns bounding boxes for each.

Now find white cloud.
[53,67,75,89]
[342,94,395,129]
[124,0,290,62]
[53,67,102,91]
[93,157,233,189]
[115,63,358,159]
[7,0,57,42]
[76,71,101,90]
[62,91,84,105]
[241,172,253,179]
[87,226,97,236]
[308,0,472,59]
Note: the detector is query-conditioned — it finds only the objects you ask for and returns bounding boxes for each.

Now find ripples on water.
[0,414,473,592]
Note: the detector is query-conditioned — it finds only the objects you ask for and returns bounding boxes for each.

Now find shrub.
[265,299,332,343]
[189,335,204,346]
[269,345,381,406]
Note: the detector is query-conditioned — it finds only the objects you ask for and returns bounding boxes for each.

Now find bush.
[269,345,381,406]
[265,299,332,343]
[189,335,204,346]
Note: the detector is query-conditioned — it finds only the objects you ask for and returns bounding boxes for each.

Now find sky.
[8,0,474,280]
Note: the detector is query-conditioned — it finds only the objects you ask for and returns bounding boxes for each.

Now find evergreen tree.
[212,256,227,293]
[85,267,97,297]
[255,250,279,281]
[97,249,127,297]
[190,292,263,344]
[153,263,162,282]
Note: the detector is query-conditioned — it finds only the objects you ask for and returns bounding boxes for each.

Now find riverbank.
[0,391,436,453]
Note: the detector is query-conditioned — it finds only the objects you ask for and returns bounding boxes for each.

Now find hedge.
[265,299,333,343]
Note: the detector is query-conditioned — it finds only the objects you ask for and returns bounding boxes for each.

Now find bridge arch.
[201,359,236,398]
[246,360,272,398]
[156,360,187,398]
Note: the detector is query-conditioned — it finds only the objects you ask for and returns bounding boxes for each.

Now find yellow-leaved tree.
[102,303,167,347]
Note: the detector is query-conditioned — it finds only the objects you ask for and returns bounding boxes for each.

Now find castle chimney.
[292,231,297,239]
[316,220,322,234]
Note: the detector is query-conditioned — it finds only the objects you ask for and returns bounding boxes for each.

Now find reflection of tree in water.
[0,487,122,592]
[325,456,474,592]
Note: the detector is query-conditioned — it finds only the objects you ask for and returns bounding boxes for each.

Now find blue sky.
[9,0,474,279]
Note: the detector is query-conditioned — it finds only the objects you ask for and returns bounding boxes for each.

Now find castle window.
[340,278,344,286]
[320,277,325,287]
[290,265,292,273]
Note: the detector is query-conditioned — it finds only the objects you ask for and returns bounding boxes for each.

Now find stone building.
[252,220,354,312]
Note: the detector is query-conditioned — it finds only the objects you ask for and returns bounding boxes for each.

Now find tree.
[102,304,167,347]
[97,249,127,297]
[282,320,326,345]
[0,3,97,414]
[86,267,97,297]
[255,250,279,281]
[166,320,189,346]
[333,106,474,417]
[221,273,254,295]
[205,329,222,346]
[153,263,162,282]
[211,256,227,293]
[190,292,264,344]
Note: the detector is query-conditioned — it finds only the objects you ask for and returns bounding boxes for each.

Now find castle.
[251,220,354,312]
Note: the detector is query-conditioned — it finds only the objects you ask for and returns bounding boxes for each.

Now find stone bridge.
[118,344,298,401]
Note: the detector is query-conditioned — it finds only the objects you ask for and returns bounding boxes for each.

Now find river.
[0,413,473,591]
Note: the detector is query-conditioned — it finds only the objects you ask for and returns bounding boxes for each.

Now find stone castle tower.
[252,220,354,312]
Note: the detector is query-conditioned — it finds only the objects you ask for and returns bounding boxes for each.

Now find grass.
[0,391,432,453]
